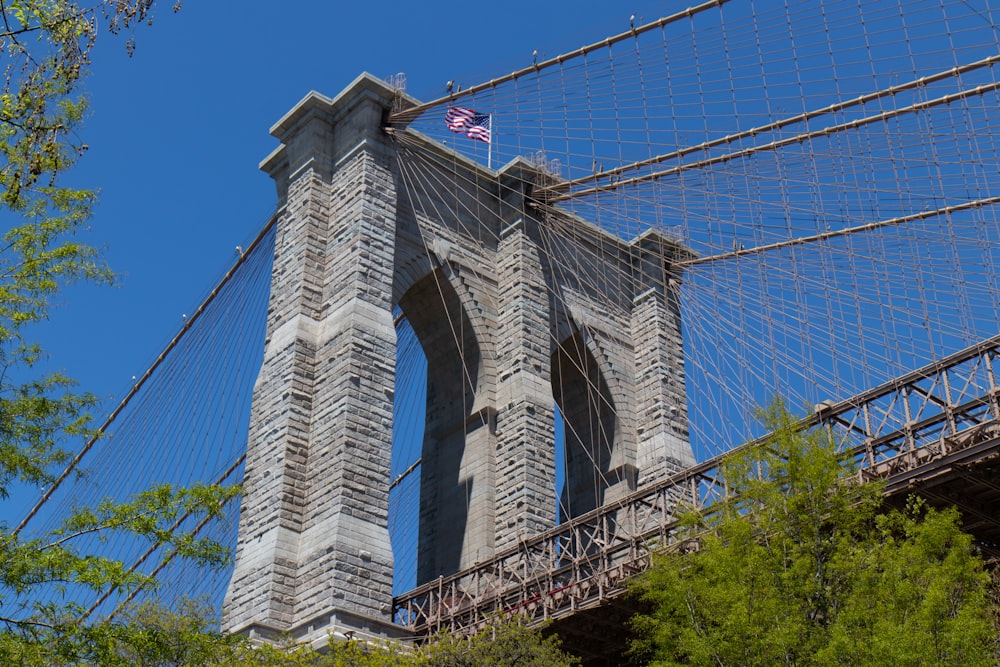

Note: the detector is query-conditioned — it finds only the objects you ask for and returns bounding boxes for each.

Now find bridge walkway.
[393,334,1000,639]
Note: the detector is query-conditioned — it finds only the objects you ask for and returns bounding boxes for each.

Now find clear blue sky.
[38,0,1000,484]
[42,1,663,411]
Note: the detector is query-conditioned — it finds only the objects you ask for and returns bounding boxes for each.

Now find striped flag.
[445,106,491,144]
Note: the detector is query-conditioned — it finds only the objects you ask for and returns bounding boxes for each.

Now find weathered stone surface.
[223,73,692,644]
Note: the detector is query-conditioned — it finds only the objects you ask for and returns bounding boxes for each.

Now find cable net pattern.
[14,221,275,619]
[397,0,1000,459]
[17,0,1000,623]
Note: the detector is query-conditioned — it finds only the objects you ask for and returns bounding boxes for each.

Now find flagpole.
[488,114,493,170]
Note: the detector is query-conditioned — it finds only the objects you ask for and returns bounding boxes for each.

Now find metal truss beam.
[393,333,1000,635]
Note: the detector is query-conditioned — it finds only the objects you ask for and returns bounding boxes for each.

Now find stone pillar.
[293,134,397,636]
[631,231,695,487]
[494,215,557,550]
[223,76,403,645]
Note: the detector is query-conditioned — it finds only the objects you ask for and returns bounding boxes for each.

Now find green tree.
[78,599,413,666]
[0,1,244,662]
[417,618,579,667]
[92,607,576,667]
[0,482,240,664]
[0,0,176,488]
[630,401,998,666]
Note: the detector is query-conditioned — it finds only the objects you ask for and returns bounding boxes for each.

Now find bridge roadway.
[393,333,1000,648]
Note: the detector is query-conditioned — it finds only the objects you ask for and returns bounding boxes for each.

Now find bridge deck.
[393,334,1000,637]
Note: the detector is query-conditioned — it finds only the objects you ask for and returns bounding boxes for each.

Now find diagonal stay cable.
[541,52,1000,199]
[84,452,246,621]
[14,210,281,537]
[546,78,1000,202]
[388,0,730,125]
[680,195,1000,268]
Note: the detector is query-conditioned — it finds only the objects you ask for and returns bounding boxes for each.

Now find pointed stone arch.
[397,267,496,582]
[552,330,629,519]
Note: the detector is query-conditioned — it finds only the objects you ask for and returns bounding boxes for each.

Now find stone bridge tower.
[222,74,694,645]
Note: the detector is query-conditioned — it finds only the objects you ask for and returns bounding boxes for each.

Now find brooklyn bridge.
[14,0,1000,663]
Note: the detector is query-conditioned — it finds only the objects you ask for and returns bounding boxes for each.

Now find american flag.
[445,106,491,144]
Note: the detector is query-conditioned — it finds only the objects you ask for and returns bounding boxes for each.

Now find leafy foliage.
[0,0,253,663]
[630,400,998,666]
[216,617,577,667]
[0,0,180,489]
[0,479,241,663]
[24,608,576,667]
[416,618,579,667]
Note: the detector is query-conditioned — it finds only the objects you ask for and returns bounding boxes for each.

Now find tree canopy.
[0,1,247,662]
[55,606,579,667]
[630,401,998,666]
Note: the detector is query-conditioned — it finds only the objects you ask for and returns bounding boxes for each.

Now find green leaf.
[630,399,999,666]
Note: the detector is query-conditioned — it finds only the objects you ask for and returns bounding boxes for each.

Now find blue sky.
[39,0,1000,473]
[34,0,1000,504]
[42,1,658,410]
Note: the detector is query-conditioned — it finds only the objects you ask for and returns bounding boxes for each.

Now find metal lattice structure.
[394,333,1000,634]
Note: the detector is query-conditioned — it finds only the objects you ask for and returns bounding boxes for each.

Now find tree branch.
[0,0,10,34]
[39,504,171,552]
[0,2,97,39]
[0,615,54,629]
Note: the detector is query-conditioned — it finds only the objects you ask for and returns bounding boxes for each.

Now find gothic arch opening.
[393,268,492,585]
[552,332,618,520]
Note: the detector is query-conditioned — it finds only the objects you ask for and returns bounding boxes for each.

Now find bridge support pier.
[632,231,695,486]
[223,73,695,646]
[495,211,558,550]
[223,77,403,645]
